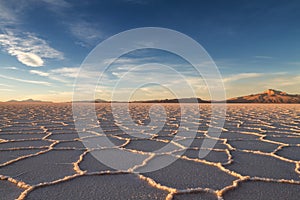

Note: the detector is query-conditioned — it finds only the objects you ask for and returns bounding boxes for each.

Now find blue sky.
[0,0,299,102]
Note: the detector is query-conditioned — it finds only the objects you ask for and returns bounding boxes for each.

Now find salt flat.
[0,103,299,199]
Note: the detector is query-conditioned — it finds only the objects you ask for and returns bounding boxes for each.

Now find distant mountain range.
[4,89,300,103]
[132,97,210,103]
[133,89,300,103]
[226,89,300,103]
[72,99,108,103]
[6,99,52,103]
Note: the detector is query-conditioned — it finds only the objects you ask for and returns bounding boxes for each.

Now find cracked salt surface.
[26,174,170,200]
[0,103,299,199]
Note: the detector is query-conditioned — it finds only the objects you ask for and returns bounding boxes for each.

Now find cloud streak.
[254,56,273,59]
[28,67,82,84]
[3,66,18,70]
[223,73,263,83]
[50,67,80,78]
[0,74,51,86]
[29,70,50,77]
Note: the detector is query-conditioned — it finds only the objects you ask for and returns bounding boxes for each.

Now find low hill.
[6,99,52,103]
[227,89,300,103]
[132,97,209,103]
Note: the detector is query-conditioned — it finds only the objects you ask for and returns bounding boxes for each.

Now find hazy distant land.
[134,89,300,103]
[4,99,53,103]
[3,89,299,104]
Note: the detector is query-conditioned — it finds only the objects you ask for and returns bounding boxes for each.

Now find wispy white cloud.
[0,0,70,24]
[263,75,300,87]
[36,1,102,47]
[254,56,273,59]
[288,62,300,65]
[50,67,80,78]
[39,0,71,8]
[124,0,150,4]
[0,83,13,88]
[29,70,50,77]
[0,2,64,67]
[0,0,101,48]
[0,30,64,67]
[69,21,102,46]
[0,1,18,25]
[0,88,14,92]
[28,67,83,84]
[14,51,44,67]
[0,82,15,92]
[3,66,18,70]
[0,74,51,86]
[223,73,263,83]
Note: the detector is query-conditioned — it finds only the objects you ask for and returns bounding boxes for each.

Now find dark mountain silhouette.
[132,97,209,103]
[72,99,108,103]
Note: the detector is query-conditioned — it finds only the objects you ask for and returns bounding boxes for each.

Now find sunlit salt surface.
[0,103,299,199]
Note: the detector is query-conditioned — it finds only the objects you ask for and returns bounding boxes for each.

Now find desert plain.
[0,103,299,200]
